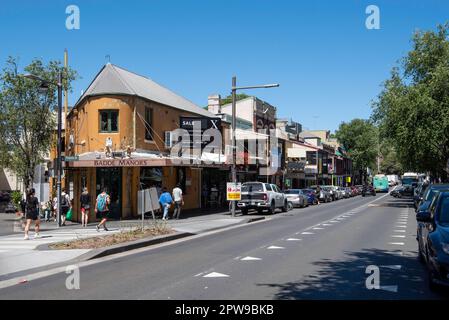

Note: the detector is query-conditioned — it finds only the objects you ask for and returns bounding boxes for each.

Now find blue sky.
[1,0,449,132]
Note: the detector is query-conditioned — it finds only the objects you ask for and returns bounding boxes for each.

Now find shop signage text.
[94,159,150,167]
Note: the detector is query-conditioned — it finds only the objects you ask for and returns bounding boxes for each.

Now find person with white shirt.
[172,184,184,220]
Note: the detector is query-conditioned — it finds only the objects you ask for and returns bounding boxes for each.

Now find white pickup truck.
[237,182,288,215]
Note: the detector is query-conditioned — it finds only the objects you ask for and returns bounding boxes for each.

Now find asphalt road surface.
[1,192,448,300]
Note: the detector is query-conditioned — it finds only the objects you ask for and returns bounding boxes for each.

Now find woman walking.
[24,188,40,240]
[80,187,91,227]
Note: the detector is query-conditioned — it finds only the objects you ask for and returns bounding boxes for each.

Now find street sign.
[227,182,242,201]
[64,156,79,162]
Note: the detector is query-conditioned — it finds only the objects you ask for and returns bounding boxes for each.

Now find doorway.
[96,167,122,220]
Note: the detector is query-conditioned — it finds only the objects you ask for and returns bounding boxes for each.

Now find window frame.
[99,110,119,133]
[144,107,154,141]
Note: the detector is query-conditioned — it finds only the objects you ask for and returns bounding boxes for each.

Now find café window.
[99,110,119,133]
[145,107,153,141]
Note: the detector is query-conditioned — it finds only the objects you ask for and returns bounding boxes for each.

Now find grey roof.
[299,131,321,139]
[75,63,215,117]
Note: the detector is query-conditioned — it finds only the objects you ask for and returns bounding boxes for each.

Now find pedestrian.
[24,188,40,240]
[315,185,321,205]
[95,187,110,231]
[60,189,71,226]
[172,184,184,219]
[80,187,91,227]
[159,187,173,220]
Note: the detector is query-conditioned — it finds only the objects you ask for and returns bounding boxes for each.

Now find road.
[0,192,448,300]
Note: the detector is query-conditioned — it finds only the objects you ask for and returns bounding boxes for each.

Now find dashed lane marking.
[286,238,302,241]
[267,246,285,250]
[391,235,406,238]
[389,242,405,246]
[393,230,406,233]
[240,256,262,261]
[301,232,314,235]
[203,272,230,278]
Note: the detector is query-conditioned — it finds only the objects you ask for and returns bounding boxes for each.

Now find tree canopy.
[371,23,449,178]
[335,119,378,177]
[0,57,77,189]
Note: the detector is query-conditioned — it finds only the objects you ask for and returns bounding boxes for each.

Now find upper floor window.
[145,107,153,141]
[99,110,118,133]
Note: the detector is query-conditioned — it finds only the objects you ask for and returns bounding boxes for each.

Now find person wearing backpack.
[159,187,173,220]
[95,187,111,231]
[60,189,71,226]
[24,188,40,240]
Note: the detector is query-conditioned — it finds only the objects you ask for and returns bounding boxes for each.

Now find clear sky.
[1,0,449,132]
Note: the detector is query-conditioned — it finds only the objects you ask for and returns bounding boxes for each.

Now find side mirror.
[416,211,431,223]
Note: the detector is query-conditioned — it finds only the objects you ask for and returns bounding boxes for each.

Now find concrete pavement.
[2,192,445,299]
[0,210,256,281]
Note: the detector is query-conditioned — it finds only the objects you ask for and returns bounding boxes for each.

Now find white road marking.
[203,272,229,278]
[286,238,302,241]
[379,285,398,293]
[240,256,262,261]
[396,222,407,225]
[321,224,332,226]
[395,225,407,228]
[389,242,405,246]
[301,232,314,235]
[393,230,406,233]
[267,246,285,250]
[391,235,406,238]
[313,227,324,230]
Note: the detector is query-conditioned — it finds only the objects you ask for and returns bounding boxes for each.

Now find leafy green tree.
[372,23,449,179]
[335,119,378,183]
[0,57,77,189]
[220,93,250,106]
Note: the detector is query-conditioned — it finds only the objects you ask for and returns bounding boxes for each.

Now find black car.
[391,185,414,198]
[414,182,429,209]
[416,184,449,213]
[416,190,449,289]
[362,185,376,197]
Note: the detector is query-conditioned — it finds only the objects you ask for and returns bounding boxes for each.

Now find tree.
[335,119,378,183]
[372,23,449,180]
[0,57,77,190]
[220,93,250,106]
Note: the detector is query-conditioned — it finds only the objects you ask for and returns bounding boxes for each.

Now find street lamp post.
[24,71,64,227]
[230,77,279,217]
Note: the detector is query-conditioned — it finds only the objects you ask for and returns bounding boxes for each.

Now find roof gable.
[76,63,215,118]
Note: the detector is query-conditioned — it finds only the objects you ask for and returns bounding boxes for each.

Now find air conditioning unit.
[165,131,173,148]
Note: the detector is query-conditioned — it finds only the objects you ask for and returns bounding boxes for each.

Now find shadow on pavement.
[377,197,415,208]
[257,248,449,300]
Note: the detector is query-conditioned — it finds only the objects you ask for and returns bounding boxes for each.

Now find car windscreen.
[241,183,264,192]
[438,196,449,225]
[285,190,300,194]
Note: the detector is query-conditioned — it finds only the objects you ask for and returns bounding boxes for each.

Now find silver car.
[284,189,309,208]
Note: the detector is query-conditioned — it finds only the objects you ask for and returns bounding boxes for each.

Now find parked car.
[311,186,332,203]
[416,184,449,213]
[238,182,288,215]
[4,202,17,213]
[321,186,337,201]
[350,186,359,196]
[338,186,350,198]
[391,185,414,198]
[284,189,309,208]
[346,187,355,197]
[323,185,343,200]
[414,182,429,209]
[301,189,318,205]
[362,185,376,197]
[416,190,449,289]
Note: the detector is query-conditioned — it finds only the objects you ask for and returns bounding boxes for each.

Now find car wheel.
[287,202,294,211]
[268,201,276,215]
[282,200,288,212]
[418,246,425,264]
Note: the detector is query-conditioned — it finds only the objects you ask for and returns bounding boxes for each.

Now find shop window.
[145,107,153,141]
[99,110,119,133]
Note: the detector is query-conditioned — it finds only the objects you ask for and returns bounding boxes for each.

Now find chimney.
[207,94,221,114]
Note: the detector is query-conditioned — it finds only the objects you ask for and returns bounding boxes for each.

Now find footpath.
[0,209,265,282]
